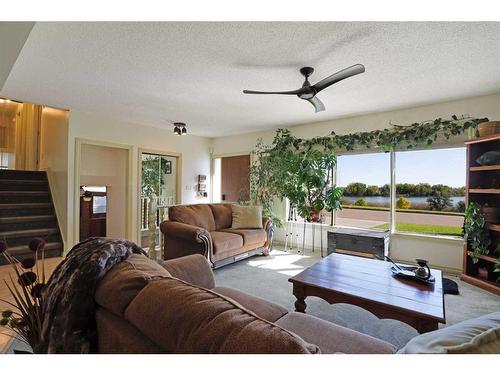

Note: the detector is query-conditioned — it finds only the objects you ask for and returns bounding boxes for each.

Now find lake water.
[343,196,465,206]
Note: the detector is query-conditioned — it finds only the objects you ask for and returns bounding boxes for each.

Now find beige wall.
[80,144,128,239]
[211,91,500,272]
[39,107,69,247]
[66,110,212,248]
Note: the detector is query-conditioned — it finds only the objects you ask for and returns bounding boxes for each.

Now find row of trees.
[342,182,465,197]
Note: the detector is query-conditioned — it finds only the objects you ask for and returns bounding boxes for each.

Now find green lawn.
[373,222,463,236]
[342,205,464,216]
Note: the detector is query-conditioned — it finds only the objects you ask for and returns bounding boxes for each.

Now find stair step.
[0,215,55,223]
[0,203,54,218]
[0,227,59,239]
[0,203,52,209]
[0,242,63,264]
[0,191,51,204]
[6,241,63,254]
[0,191,50,196]
[0,170,47,181]
[0,179,48,191]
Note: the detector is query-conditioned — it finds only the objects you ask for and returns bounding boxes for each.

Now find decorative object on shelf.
[477,121,500,137]
[243,64,365,113]
[173,122,187,136]
[463,202,492,264]
[482,205,500,223]
[475,150,500,166]
[0,238,47,353]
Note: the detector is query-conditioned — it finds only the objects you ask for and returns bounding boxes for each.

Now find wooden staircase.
[0,170,63,264]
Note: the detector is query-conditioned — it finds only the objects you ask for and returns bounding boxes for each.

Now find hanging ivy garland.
[280,115,488,153]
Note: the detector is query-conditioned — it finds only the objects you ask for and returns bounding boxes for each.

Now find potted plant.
[0,238,47,353]
[463,202,492,263]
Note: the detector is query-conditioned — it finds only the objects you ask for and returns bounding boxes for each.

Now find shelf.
[465,133,500,145]
[468,188,500,194]
[470,165,500,171]
[475,254,500,263]
[460,274,500,296]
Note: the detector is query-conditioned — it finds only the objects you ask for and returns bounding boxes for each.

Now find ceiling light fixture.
[173,122,187,136]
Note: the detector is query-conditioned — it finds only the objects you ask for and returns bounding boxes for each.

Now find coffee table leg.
[293,285,307,313]
[416,319,438,333]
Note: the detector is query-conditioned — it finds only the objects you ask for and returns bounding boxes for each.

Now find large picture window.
[335,152,390,231]
[394,147,465,236]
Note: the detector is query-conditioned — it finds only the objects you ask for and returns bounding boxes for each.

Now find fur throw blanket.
[38,237,146,353]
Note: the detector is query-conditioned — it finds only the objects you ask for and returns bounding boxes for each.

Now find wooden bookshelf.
[461,133,500,296]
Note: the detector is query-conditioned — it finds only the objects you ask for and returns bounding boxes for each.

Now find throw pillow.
[231,205,263,229]
[398,312,500,354]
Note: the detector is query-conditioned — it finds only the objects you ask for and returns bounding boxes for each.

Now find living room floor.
[214,246,500,330]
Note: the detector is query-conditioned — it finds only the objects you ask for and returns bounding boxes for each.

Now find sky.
[336,147,466,188]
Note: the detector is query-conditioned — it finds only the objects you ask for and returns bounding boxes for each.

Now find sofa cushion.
[210,231,243,254]
[398,312,500,354]
[162,254,215,289]
[209,204,233,230]
[221,228,267,246]
[95,254,171,316]
[124,277,320,354]
[231,205,263,229]
[275,312,397,354]
[213,286,288,323]
[169,204,216,232]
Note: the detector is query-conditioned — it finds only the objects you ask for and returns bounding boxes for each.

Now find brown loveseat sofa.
[95,253,398,354]
[160,203,273,268]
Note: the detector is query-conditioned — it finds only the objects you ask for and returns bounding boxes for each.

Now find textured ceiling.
[2,22,500,137]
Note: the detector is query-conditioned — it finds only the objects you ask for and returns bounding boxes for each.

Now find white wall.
[66,110,211,248]
[211,91,500,272]
[39,107,69,247]
[80,144,128,239]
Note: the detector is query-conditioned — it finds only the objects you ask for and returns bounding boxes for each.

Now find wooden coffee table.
[288,253,445,333]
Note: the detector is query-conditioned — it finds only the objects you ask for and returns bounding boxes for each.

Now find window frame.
[326,148,465,241]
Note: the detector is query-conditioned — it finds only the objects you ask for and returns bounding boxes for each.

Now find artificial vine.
[279,115,488,153]
[248,116,488,227]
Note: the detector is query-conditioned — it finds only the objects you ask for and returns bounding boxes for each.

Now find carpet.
[214,247,500,347]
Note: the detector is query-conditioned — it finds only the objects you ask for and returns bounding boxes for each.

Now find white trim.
[136,148,181,245]
[73,138,133,245]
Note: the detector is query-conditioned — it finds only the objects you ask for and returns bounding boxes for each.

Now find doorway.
[77,142,130,243]
[79,186,107,240]
[140,152,179,249]
[213,154,250,203]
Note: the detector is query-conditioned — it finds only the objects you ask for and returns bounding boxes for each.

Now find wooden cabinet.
[461,134,500,295]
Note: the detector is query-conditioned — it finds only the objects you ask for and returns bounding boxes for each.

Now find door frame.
[210,151,251,203]
[73,138,133,245]
[137,147,182,243]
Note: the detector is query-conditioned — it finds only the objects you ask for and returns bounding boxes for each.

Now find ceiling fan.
[243,64,365,113]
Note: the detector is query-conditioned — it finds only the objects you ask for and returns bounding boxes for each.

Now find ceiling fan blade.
[312,64,365,93]
[305,96,325,113]
[243,88,304,95]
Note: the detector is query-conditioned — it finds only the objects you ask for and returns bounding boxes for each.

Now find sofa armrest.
[160,221,208,242]
[262,217,274,250]
[161,254,215,289]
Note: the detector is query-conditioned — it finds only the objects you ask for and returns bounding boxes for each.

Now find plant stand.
[301,214,325,257]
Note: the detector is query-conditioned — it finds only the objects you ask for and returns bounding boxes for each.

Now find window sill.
[391,231,464,242]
